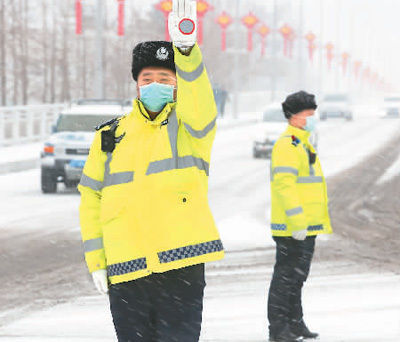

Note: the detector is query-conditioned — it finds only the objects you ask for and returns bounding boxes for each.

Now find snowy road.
[0,111,400,341]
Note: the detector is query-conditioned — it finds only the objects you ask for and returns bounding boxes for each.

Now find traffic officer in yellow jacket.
[267,91,332,342]
[78,1,224,340]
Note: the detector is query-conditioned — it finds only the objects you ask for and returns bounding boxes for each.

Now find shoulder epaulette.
[95,117,120,131]
[290,135,301,147]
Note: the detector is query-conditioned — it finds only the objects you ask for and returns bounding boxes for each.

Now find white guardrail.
[0,104,66,147]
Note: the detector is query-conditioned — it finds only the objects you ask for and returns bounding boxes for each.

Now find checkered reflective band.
[107,257,147,277]
[307,224,323,231]
[271,223,324,232]
[158,239,224,263]
[271,223,287,231]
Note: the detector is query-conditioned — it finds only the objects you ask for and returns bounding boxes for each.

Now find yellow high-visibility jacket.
[270,125,333,237]
[78,44,224,285]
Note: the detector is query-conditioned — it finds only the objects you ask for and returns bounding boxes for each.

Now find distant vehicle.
[40,99,130,193]
[253,103,318,159]
[319,93,353,121]
[382,95,400,118]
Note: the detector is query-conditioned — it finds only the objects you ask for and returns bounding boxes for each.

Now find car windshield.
[55,114,117,132]
[384,97,400,102]
[263,108,286,122]
[324,94,348,102]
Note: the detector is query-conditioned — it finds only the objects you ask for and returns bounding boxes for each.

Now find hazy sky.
[117,0,400,90]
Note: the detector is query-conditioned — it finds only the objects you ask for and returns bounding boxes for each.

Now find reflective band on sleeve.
[103,152,134,188]
[175,62,205,82]
[107,257,147,277]
[184,118,216,139]
[272,167,299,176]
[83,237,103,253]
[297,176,323,183]
[146,110,210,176]
[79,174,103,191]
[158,239,224,263]
[285,206,304,217]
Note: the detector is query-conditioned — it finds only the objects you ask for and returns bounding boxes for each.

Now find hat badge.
[156,47,169,61]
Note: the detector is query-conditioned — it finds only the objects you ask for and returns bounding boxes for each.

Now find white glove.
[92,269,109,295]
[168,0,197,50]
[292,229,308,241]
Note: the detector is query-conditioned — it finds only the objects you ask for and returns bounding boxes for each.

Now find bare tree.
[0,0,6,105]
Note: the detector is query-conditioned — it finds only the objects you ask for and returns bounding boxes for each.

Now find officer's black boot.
[290,319,319,340]
[269,324,303,342]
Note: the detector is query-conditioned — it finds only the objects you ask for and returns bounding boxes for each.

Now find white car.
[319,93,353,121]
[253,103,318,159]
[382,95,400,118]
[40,99,131,193]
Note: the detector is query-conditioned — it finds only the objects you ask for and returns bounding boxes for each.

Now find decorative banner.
[216,11,233,52]
[242,12,259,52]
[155,0,172,41]
[257,24,271,56]
[353,60,362,79]
[305,32,316,62]
[279,24,293,57]
[326,42,334,69]
[117,0,125,36]
[75,0,82,35]
[341,52,350,75]
[197,0,213,45]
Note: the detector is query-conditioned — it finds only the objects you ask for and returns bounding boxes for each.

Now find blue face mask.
[139,82,175,113]
[304,115,317,132]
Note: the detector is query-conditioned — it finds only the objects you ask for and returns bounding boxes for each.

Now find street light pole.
[271,0,277,101]
[232,0,240,119]
[95,0,104,99]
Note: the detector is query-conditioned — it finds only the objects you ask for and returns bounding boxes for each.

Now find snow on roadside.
[0,269,399,341]
[377,150,400,184]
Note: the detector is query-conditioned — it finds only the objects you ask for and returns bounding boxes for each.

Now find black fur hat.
[282,90,318,119]
[131,41,176,81]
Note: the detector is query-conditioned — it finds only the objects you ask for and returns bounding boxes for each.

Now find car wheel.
[41,168,57,194]
[65,180,79,188]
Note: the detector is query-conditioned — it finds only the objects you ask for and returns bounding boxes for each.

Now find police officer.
[267,91,333,342]
[78,1,224,341]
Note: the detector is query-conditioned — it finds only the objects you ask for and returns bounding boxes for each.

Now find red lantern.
[155,0,173,41]
[197,0,213,45]
[341,52,350,75]
[241,12,259,52]
[279,24,293,57]
[75,0,82,35]
[326,42,334,70]
[216,11,233,52]
[305,32,316,62]
[353,60,362,79]
[117,0,125,36]
[257,24,271,56]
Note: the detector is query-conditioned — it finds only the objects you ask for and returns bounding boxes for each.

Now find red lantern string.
[75,0,82,35]
[117,0,125,36]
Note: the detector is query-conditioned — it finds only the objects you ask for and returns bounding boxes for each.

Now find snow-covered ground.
[1,109,400,341]
[1,264,399,342]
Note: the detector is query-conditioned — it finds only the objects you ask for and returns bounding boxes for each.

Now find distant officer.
[268,91,333,342]
[78,0,224,341]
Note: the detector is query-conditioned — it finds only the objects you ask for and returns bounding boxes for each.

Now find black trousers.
[267,236,316,335]
[108,264,206,342]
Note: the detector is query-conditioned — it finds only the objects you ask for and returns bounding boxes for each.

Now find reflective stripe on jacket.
[270,125,333,237]
[78,44,224,285]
